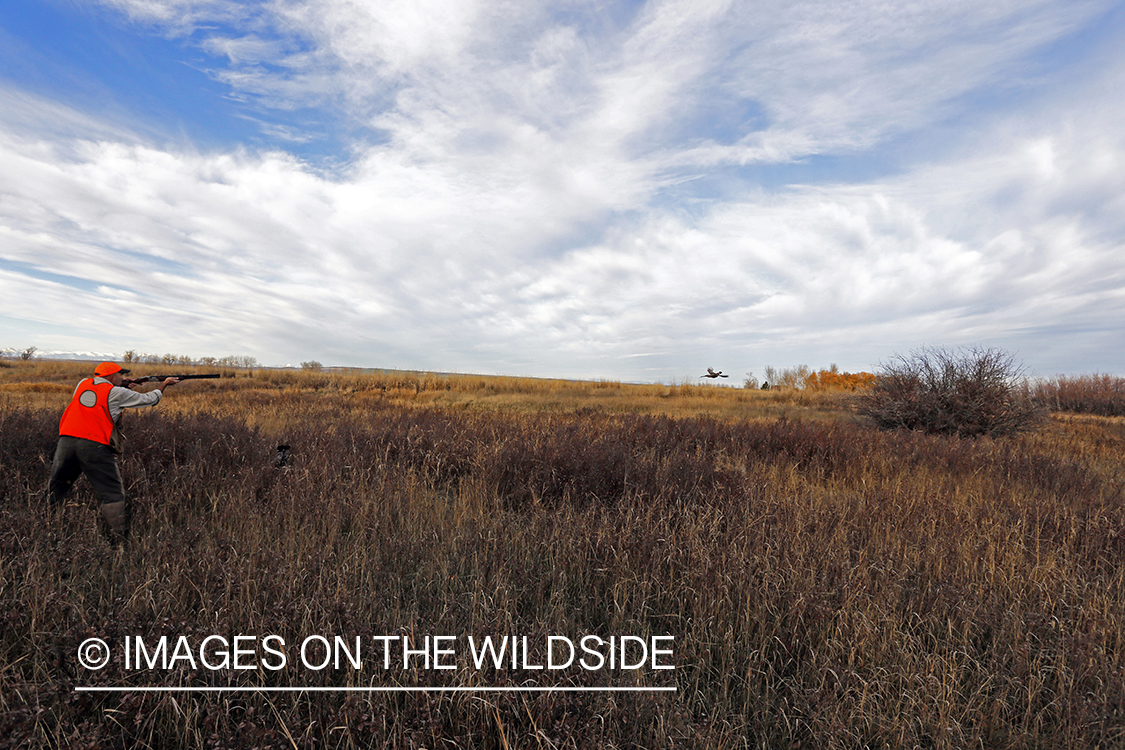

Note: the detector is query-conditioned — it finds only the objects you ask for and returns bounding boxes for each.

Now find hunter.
[47,362,178,546]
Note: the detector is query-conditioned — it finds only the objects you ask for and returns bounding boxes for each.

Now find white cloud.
[97,0,251,35]
[2,1,1123,378]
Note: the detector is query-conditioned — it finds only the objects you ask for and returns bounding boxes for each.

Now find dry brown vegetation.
[1032,374,1125,417]
[858,347,1046,439]
[1,359,1123,748]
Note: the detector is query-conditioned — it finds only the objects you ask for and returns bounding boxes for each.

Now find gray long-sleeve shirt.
[77,376,163,421]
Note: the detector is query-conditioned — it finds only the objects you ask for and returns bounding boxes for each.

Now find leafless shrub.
[1032,373,1125,416]
[859,346,1046,438]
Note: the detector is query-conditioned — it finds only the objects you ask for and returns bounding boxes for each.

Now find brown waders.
[48,436,130,546]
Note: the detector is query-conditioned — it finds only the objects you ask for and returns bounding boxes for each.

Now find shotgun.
[124,374,222,384]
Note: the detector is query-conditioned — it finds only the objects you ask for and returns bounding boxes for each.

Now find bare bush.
[1032,373,1125,416]
[859,346,1045,438]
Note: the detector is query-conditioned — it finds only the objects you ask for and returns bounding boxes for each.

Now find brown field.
[1,360,1123,748]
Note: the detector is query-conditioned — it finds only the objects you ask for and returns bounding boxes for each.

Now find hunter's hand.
[159,377,180,391]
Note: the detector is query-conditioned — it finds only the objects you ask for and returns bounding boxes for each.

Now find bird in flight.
[701,368,729,379]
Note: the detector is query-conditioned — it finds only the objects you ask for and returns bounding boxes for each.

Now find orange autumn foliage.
[801,368,877,391]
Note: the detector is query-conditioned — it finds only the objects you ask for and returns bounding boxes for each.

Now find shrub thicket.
[859,346,1045,438]
[1032,373,1125,416]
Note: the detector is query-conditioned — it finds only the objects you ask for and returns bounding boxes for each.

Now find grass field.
[1,360,1123,748]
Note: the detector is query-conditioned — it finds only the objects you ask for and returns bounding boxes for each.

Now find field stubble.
[0,362,1123,748]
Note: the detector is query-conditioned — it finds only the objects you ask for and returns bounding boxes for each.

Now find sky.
[1,0,1123,382]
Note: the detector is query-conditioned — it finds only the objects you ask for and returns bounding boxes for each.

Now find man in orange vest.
[47,362,179,546]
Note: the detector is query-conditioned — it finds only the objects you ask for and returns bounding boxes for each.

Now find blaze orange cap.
[94,362,130,377]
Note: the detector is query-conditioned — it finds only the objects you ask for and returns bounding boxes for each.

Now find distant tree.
[858,346,1044,438]
[761,364,812,389]
[301,361,323,371]
[219,355,259,369]
[802,366,877,391]
[742,372,759,390]
[122,350,139,364]
[779,364,811,389]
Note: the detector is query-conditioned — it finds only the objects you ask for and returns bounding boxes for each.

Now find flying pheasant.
[701,368,729,379]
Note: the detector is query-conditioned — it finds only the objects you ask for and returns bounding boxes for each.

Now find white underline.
[75,686,676,693]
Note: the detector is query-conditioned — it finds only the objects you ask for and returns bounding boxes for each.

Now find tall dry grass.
[1,360,1123,747]
[1032,374,1125,417]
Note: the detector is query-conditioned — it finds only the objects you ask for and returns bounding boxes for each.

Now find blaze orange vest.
[59,378,115,444]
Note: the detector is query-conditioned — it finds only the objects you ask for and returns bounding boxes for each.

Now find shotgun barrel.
[127,374,222,383]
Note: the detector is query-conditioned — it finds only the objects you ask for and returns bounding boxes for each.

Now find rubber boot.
[99,501,130,548]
